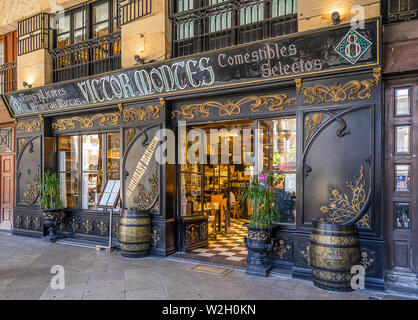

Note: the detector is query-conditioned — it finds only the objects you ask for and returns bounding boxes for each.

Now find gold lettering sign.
[126,136,159,199]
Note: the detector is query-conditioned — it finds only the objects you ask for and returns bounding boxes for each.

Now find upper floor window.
[0,31,17,93]
[55,0,119,48]
[383,0,418,24]
[51,0,121,83]
[172,0,298,58]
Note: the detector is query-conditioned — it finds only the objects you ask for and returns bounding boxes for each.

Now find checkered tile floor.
[171,220,248,268]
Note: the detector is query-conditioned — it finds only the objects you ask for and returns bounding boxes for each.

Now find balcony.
[50,32,121,83]
[0,61,17,94]
[171,0,298,58]
[383,0,418,24]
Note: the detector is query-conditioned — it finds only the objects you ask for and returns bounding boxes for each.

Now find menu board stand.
[96,180,121,252]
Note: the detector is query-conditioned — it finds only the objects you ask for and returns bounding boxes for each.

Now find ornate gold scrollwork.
[33,217,41,231]
[301,245,310,266]
[18,139,26,153]
[133,167,159,210]
[125,128,136,146]
[112,222,119,239]
[272,239,291,259]
[171,94,296,120]
[122,104,163,122]
[373,67,381,85]
[52,112,120,131]
[83,219,93,234]
[360,250,375,272]
[122,99,164,123]
[318,165,370,228]
[15,215,22,228]
[299,79,376,105]
[22,169,40,204]
[151,227,162,247]
[97,221,108,236]
[16,119,41,134]
[248,230,269,241]
[304,113,323,145]
[249,94,296,112]
[23,216,31,229]
[295,78,302,94]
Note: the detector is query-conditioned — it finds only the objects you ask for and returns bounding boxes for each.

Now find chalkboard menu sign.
[2,19,380,117]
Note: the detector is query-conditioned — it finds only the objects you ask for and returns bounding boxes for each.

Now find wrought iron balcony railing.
[383,0,418,24]
[50,32,122,83]
[117,0,152,26]
[0,61,17,94]
[171,0,297,58]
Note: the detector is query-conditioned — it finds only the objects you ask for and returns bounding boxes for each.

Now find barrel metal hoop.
[310,240,359,249]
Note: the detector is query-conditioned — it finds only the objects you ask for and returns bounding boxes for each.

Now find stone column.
[121,0,172,68]
[17,49,53,90]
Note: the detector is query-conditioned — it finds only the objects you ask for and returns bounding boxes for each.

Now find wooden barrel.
[310,221,360,292]
[119,209,151,258]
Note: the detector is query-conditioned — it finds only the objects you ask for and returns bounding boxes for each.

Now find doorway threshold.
[167,253,246,271]
[55,237,114,250]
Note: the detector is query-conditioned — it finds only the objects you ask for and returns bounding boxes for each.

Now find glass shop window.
[58,132,120,210]
[395,202,410,230]
[395,88,410,116]
[395,164,411,192]
[395,125,410,153]
[259,118,297,225]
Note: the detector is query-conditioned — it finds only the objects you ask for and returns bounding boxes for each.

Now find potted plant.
[241,172,279,276]
[40,170,64,242]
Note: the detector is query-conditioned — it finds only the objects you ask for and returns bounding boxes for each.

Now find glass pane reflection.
[82,134,103,171]
[395,88,410,116]
[260,118,297,225]
[395,126,410,153]
[395,164,410,192]
[395,202,410,230]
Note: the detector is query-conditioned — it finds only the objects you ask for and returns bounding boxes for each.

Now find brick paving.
[0,232,415,300]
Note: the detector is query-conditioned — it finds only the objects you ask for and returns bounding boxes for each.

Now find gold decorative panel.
[318,165,370,228]
[272,239,291,259]
[301,245,310,266]
[122,104,164,122]
[18,138,26,153]
[304,113,323,145]
[16,119,41,134]
[133,167,159,211]
[171,94,295,120]
[125,128,136,145]
[22,169,40,204]
[52,112,120,131]
[299,78,377,105]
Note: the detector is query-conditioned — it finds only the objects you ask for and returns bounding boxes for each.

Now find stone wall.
[121,0,172,68]
[298,0,380,31]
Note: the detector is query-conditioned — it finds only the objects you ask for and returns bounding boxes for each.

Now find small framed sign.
[97,179,120,209]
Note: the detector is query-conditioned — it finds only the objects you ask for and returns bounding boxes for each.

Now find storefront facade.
[382,10,418,294]
[1,17,390,289]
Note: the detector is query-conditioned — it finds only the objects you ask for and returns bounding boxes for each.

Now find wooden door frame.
[0,122,15,229]
[384,76,418,273]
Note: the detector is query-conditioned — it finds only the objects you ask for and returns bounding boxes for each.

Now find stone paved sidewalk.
[0,232,414,300]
